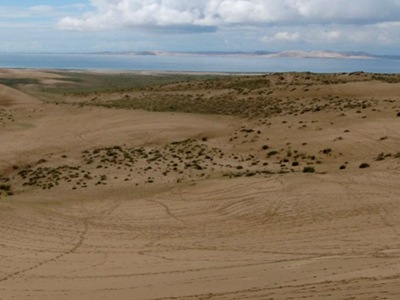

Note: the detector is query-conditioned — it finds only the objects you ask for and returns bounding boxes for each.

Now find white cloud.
[259,22,400,48]
[376,21,400,29]
[0,4,82,21]
[29,5,54,13]
[27,0,397,54]
[274,31,301,42]
[289,0,400,23]
[59,0,400,31]
[326,30,341,41]
[261,31,301,43]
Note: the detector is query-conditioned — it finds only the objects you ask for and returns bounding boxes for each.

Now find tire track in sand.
[0,217,88,283]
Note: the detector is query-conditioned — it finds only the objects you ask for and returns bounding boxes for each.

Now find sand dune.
[0,83,40,107]
[0,70,400,299]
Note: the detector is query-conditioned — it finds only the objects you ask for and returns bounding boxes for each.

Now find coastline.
[0,52,399,73]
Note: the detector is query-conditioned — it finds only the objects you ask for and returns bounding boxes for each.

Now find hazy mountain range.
[92,50,400,60]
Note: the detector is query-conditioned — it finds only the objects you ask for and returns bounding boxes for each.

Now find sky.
[1,0,400,54]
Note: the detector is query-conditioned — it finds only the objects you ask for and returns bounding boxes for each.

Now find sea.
[0,53,399,73]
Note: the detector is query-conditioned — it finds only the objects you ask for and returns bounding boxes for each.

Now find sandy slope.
[1,71,400,299]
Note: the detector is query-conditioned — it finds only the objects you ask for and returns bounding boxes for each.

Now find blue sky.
[1,0,400,54]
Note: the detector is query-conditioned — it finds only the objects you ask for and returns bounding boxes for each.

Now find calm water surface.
[0,53,399,73]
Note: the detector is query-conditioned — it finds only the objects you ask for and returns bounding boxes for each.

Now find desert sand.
[1,69,400,299]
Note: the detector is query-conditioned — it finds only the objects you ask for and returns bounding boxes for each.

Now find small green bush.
[322,148,332,154]
[303,166,315,173]
[0,184,10,191]
[267,150,278,157]
[375,153,385,161]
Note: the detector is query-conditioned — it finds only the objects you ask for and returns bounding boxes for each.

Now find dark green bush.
[303,166,315,173]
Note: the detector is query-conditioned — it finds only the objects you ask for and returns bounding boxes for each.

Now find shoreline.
[1,68,400,76]
[0,53,399,74]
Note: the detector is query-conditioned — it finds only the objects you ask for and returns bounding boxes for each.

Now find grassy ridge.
[3,71,400,119]
[76,72,391,118]
[0,78,40,87]
[44,72,224,94]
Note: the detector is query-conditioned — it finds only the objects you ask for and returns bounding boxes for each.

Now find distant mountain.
[153,51,277,56]
[88,50,400,60]
[92,51,158,56]
[262,50,374,59]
